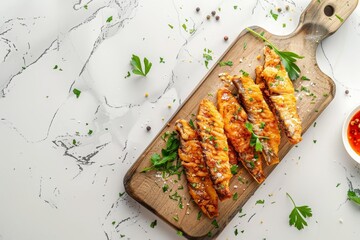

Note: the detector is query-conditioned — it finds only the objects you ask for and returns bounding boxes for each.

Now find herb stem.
[286,192,296,207]
[246,28,276,50]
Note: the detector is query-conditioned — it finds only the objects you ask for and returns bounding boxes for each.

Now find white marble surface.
[1,0,360,239]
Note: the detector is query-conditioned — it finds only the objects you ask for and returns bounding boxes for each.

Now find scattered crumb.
[168,104,172,109]
[256,55,261,60]
[339,218,343,224]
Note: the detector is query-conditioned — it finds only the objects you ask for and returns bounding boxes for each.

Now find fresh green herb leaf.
[260,122,266,129]
[283,23,286,28]
[189,119,196,129]
[88,129,93,135]
[120,234,125,238]
[234,228,238,236]
[240,69,249,77]
[203,48,213,69]
[168,24,174,29]
[313,140,317,144]
[256,199,265,205]
[73,88,81,98]
[348,190,360,205]
[223,147,228,151]
[53,65,58,70]
[106,16,113,23]
[150,220,157,228]
[211,219,219,228]
[233,192,239,200]
[207,231,212,237]
[336,183,341,188]
[230,165,239,175]
[169,191,183,209]
[177,230,183,236]
[130,54,152,77]
[301,76,310,81]
[197,211,202,220]
[270,10,278,21]
[233,6,238,10]
[84,4,88,9]
[219,61,233,67]
[72,139,77,145]
[141,131,181,178]
[160,57,165,63]
[287,193,312,230]
[335,14,344,22]
[246,28,304,80]
[162,184,169,192]
[245,122,268,151]
[182,23,187,32]
[243,42,247,50]
[173,214,179,222]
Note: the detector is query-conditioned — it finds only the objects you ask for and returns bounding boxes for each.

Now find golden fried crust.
[175,119,219,218]
[261,46,302,144]
[227,140,238,166]
[233,75,281,165]
[196,99,232,201]
[217,88,265,183]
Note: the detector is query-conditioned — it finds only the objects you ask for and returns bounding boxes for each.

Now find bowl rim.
[342,105,360,164]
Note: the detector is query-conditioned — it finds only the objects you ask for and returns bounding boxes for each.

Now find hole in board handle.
[324,5,334,17]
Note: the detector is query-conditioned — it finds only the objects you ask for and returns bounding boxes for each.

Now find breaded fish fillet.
[233,75,281,165]
[217,88,265,183]
[175,119,219,218]
[196,99,232,200]
[259,46,302,144]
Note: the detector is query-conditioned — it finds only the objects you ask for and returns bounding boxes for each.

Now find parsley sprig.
[245,122,268,151]
[131,54,152,77]
[287,193,312,230]
[246,28,304,81]
[348,189,360,205]
[141,131,182,178]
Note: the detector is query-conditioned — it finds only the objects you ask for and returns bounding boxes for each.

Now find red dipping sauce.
[348,110,360,155]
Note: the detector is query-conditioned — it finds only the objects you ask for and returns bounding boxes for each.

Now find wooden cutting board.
[124,0,358,239]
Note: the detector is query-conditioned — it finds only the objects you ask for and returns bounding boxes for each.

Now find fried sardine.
[217,88,265,183]
[175,119,219,218]
[196,99,232,200]
[258,46,302,144]
[233,75,281,165]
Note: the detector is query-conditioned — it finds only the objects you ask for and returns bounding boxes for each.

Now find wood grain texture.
[124,0,358,239]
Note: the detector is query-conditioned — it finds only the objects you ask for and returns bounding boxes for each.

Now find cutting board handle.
[296,0,358,40]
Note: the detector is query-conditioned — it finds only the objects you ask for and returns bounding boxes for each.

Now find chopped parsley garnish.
[182,23,187,31]
[119,192,125,197]
[130,54,152,77]
[234,228,238,236]
[335,14,344,22]
[53,65,58,70]
[211,219,219,228]
[219,61,233,67]
[287,193,313,230]
[189,119,195,129]
[160,57,165,63]
[162,184,169,192]
[230,165,239,175]
[247,28,304,80]
[301,76,310,81]
[260,122,266,129]
[203,48,213,69]
[270,10,278,21]
[243,42,247,50]
[233,6,238,10]
[173,214,179,222]
[233,192,239,200]
[245,122,269,151]
[73,88,81,98]
[124,71,131,78]
[84,4,88,9]
[240,69,249,77]
[336,183,341,188]
[112,221,116,225]
[72,139,77,145]
[150,220,157,228]
[106,16,113,23]
[168,24,174,29]
[169,191,183,209]
[177,230,183,236]
[207,231,212,237]
[197,211,202,220]
[348,190,360,205]
[88,129,93,135]
[256,199,265,205]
